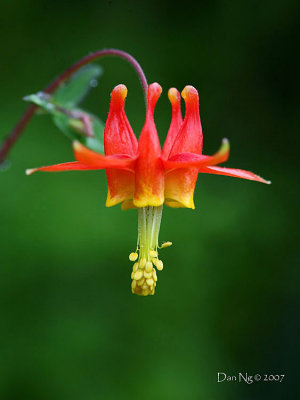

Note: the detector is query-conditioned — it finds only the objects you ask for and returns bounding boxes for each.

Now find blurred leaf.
[24,92,56,113]
[53,113,104,153]
[53,64,103,108]
[24,64,105,153]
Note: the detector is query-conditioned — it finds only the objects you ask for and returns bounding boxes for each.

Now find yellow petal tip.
[168,88,180,105]
[112,84,128,101]
[181,85,198,100]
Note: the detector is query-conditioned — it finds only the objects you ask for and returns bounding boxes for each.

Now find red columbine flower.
[26,83,270,296]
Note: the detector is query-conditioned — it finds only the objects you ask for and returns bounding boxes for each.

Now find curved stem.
[0,48,148,164]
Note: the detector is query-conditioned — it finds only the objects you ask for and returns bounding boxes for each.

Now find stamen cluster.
[128,206,171,296]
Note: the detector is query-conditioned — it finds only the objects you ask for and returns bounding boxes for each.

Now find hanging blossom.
[26,83,270,296]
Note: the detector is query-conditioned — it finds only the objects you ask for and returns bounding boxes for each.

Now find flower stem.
[0,48,148,164]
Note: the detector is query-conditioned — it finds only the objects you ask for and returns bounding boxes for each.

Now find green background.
[1,1,299,399]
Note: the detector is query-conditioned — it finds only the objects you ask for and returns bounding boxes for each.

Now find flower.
[26,83,270,296]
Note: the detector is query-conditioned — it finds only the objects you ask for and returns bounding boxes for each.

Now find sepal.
[199,165,271,184]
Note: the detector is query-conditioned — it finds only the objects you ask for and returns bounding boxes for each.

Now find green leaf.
[53,112,104,153]
[23,93,56,113]
[23,63,105,153]
[53,64,103,108]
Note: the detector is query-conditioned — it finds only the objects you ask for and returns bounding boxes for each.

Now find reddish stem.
[0,48,148,164]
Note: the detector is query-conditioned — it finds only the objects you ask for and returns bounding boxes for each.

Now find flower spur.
[26,83,270,296]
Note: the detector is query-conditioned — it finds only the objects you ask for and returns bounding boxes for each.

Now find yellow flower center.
[129,206,171,296]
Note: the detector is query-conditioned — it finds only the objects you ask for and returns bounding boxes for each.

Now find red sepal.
[73,141,136,171]
[163,139,229,170]
[199,165,271,184]
[26,161,102,175]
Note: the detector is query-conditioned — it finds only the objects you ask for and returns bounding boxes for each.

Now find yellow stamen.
[139,258,146,269]
[160,241,172,248]
[137,278,145,287]
[129,252,138,261]
[134,270,143,281]
[156,260,164,271]
[152,269,158,282]
[152,258,158,267]
[129,205,171,296]
[133,262,139,272]
[146,278,154,286]
[145,261,153,272]
[144,271,152,279]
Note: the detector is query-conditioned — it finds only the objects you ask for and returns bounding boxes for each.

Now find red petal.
[168,85,203,156]
[106,171,136,207]
[25,161,101,175]
[73,141,136,171]
[199,165,271,184]
[134,83,164,207]
[163,139,229,170]
[164,86,204,208]
[104,84,138,206]
[161,88,183,159]
[104,84,138,156]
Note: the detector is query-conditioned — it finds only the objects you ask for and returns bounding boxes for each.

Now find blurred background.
[0,1,299,399]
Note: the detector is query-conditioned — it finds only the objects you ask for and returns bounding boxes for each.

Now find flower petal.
[121,199,136,210]
[106,171,136,207]
[199,165,271,184]
[164,172,197,209]
[104,84,138,156]
[164,86,204,208]
[161,88,183,159]
[73,141,136,171]
[163,138,229,170]
[25,161,101,175]
[104,84,138,207]
[134,83,164,207]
